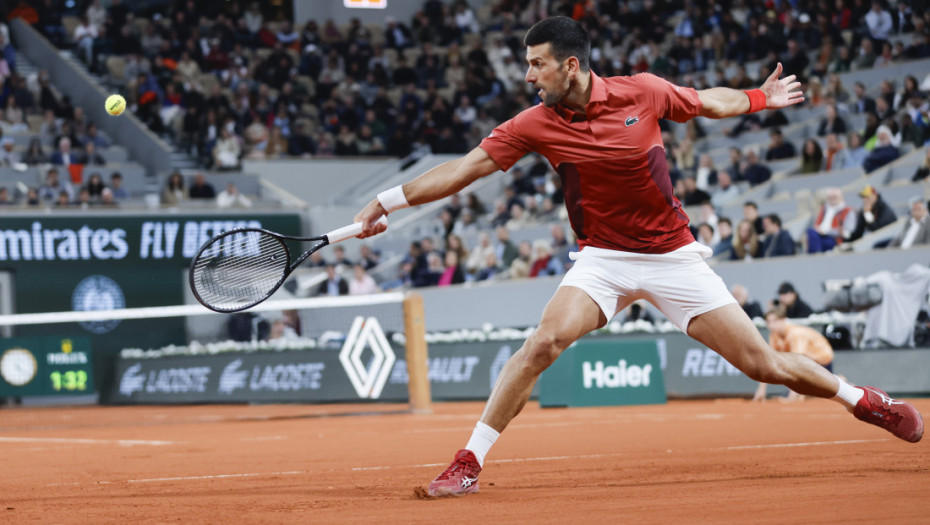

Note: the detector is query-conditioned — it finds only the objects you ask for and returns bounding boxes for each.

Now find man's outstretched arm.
[698,62,804,119]
[355,146,501,238]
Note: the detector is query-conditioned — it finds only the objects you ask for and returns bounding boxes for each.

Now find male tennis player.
[355,17,923,497]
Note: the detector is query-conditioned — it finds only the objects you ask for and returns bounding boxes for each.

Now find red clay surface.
[2,398,929,524]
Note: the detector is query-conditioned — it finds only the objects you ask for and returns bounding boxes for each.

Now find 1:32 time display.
[49,370,89,391]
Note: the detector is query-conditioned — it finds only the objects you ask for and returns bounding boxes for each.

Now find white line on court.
[238,435,289,442]
[352,438,893,471]
[47,471,309,487]
[0,436,176,446]
[717,438,889,451]
[42,439,895,487]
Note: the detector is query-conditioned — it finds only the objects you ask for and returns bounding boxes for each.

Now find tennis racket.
[189,217,387,313]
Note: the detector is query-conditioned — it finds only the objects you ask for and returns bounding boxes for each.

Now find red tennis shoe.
[427,449,481,497]
[853,386,924,443]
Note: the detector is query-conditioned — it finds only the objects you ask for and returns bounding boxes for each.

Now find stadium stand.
[2,0,930,334]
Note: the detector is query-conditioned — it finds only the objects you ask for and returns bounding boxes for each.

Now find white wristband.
[377,185,410,213]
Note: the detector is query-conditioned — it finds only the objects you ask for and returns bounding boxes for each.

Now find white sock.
[832,377,864,411]
[465,421,499,467]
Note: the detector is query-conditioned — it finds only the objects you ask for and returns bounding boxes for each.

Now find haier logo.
[582,360,653,389]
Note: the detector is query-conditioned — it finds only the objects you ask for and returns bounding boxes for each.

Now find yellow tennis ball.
[105,94,126,116]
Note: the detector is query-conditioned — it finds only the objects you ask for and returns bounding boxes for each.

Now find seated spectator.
[712,218,733,258]
[851,82,876,114]
[694,153,718,191]
[217,181,253,208]
[724,147,742,182]
[97,187,116,207]
[109,172,129,200]
[331,244,354,269]
[213,128,241,169]
[0,136,18,166]
[162,171,187,205]
[816,103,847,136]
[307,251,327,269]
[773,281,814,318]
[528,240,563,278]
[317,264,348,296]
[465,232,494,275]
[82,123,109,149]
[54,189,72,207]
[348,263,380,295]
[21,138,46,165]
[38,168,74,202]
[0,186,14,205]
[760,214,796,257]
[358,245,380,270]
[839,131,868,169]
[83,172,106,201]
[83,141,106,166]
[799,139,824,174]
[822,133,845,171]
[846,185,898,243]
[288,121,317,157]
[72,16,98,67]
[695,222,716,249]
[25,187,40,206]
[189,173,217,199]
[741,148,772,186]
[731,219,760,260]
[889,196,930,249]
[731,284,764,320]
[765,128,796,161]
[912,147,930,182]
[862,125,900,172]
[742,201,764,235]
[3,98,29,134]
[475,252,502,281]
[437,251,465,286]
[50,137,83,166]
[806,187,855,253]
[679,176,711,206]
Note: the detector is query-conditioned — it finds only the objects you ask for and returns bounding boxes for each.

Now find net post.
[403,292,431,413]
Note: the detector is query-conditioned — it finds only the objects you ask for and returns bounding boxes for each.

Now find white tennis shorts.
[559,242,736,334]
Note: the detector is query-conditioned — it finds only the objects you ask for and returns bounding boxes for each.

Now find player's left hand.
[760,62,804,110]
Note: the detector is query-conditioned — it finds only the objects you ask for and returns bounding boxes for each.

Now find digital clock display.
[0,337,94,397]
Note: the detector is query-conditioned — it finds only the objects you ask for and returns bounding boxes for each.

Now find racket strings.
[191,231,290,311]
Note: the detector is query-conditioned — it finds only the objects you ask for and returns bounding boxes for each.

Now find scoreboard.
[0,337,94,397]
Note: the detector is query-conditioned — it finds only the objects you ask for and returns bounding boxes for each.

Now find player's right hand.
[355,199,389,238]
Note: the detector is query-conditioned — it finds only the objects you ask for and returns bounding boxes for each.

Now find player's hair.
[524,16,591,72]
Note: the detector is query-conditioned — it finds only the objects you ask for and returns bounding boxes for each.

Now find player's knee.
[521,330,569,374]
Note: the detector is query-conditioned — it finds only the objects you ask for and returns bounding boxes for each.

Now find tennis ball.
[105,94,126,116]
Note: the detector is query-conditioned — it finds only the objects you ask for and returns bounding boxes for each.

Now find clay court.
[2,398,928,524]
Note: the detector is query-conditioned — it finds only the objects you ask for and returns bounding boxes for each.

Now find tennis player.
[355,17,923,497]
[753,308,835,403]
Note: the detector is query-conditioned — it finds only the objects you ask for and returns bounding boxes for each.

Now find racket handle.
[325,216,388,244]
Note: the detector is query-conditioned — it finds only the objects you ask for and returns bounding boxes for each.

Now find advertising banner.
[109,340,530,404]
[539,340,666,407]
[0,213,301,395]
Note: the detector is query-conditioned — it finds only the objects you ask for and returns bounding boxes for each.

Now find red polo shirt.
[480,72,703,253]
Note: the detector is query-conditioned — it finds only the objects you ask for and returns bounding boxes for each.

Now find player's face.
[525,44,570,108]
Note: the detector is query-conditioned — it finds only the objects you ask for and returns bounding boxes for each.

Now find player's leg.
[426,286,608,496]
[479,285,608,431]
[688,305,921,442]
[644,246,922,443]
[688,304,839,398]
